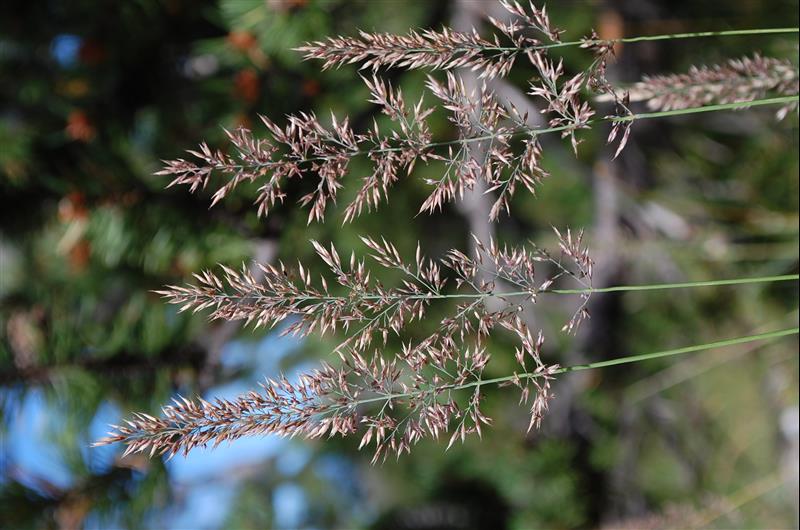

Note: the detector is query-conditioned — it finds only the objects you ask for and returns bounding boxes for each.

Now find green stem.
[414,96,800,151]
[608,96,799,122]
[551,27,800,50]
[388,28,800,54]
[211,273,799,302]
[554,328,798,373]
[617,27,800,41]
[349,327,799,407]
[546,273,800,295]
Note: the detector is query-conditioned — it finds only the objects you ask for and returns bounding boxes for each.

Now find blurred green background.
[1,0,798,528]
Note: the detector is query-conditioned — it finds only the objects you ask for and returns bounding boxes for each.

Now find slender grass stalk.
[608,95,799,122]
[351,96,800,157]
[349,327,799,407]
[543,27,800,51]
[626,318,797,404]
[327,28,800,56]
[555,328,798,373]
[546,273,800,295]
[206,273,799,303]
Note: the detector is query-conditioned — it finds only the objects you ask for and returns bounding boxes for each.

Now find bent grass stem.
[206,273,800,303]
[345,327,799,409]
